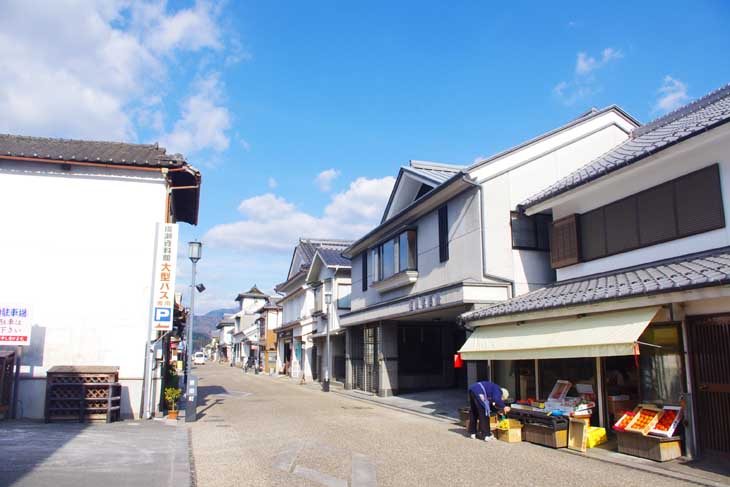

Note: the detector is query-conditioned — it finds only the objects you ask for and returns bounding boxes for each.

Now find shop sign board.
[0,304,31,346]
[408,293,442,312]
[151,223,179,332]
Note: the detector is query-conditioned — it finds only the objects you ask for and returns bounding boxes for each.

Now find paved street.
[0,419,189,487]
[189,363,698,487]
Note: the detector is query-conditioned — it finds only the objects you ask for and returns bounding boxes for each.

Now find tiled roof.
[236,285,268,300]
[520,83,730,209]
[460,247,730,322]
[298,238,352,267]
[405,160,464,185]
[0,134,186,167]
[317,247,351,267]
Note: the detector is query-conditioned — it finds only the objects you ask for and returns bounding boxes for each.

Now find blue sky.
[2,1,730,312]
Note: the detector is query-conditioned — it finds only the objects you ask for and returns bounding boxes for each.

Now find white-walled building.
[305,248,352,384]
[216,315,235,362]
[0,134,200,419]
[341,107,639,396]
[231,286,269,366]
[275,239,352,380]
[460,83,730,458]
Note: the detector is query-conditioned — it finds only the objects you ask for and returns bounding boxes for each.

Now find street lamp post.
[323,289,332,392]
[186,240,202,423]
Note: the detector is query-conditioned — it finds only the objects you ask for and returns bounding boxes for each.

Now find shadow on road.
[195,385,228,420]
[0,421,88,486]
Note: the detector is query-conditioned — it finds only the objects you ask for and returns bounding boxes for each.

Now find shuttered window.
[638,182,676,246]
[605,196,639,254]
[438,205,449,262]
[511,212,551,251]
[550,214,579,269]
[675,164,725,237]
[572,163,724,264]
[579,208,606,260]
[361,252,368,292]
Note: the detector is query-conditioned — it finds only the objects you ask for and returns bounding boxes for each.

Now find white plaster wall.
[349,188,483,311]
[553,124,730,281]
[469,110,635,182]
[0,162,167,419]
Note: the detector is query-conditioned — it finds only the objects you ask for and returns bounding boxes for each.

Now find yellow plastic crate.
[586,426,607,448]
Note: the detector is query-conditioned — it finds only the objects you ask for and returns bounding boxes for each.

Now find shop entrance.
[688,314,730,455]
[351,325,379,394]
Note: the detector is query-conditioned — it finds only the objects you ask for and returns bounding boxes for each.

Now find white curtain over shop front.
[459,306,660,360]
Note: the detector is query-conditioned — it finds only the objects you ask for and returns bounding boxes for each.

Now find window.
[370,229,418,281]
[552,164,725,268]
[337,283,351,309]
[361,252,368,292]
[380,239,395,280]
[438,205,449,262]
[511,212,550,250]
[370,247,379,283]
[398,230,417,272]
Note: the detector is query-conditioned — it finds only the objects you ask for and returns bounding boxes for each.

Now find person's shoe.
[469,434,476,439]
[484,436,495,442]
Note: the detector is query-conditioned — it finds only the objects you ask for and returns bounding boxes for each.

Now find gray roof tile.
[461,247,730,322]
[521,84,730,209]
[317,247,351,267]
[0,133,186,167]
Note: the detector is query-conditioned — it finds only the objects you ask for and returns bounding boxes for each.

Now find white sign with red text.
[0,304,31,346]
[151,223,179,332]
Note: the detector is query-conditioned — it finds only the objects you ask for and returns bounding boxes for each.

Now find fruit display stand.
[614,405,683,462]
[508,409,569,448]
[615,431,682,462]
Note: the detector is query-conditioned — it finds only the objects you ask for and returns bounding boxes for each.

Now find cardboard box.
[496,425,523,443]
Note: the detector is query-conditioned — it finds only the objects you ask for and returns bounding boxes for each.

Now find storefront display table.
[615,430,681,462]
[508,409,569,448]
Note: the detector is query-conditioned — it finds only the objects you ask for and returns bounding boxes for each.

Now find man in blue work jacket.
[468,381,510,441]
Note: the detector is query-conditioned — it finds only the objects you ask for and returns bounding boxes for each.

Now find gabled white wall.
[0,161,168,419]
[552,123,730,281]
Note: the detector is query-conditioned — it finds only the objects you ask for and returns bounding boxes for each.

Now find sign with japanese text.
[151,223,179,332]
[0,304,31,346]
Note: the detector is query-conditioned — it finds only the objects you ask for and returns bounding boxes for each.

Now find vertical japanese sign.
[151,223,179,331]
[0,304,31,346]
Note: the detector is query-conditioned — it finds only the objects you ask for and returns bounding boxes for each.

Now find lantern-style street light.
[186,240,202,422]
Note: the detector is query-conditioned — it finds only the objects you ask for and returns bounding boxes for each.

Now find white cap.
[501,388,509,400]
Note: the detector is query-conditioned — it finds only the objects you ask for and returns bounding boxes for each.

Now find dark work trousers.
[468,391,492,437]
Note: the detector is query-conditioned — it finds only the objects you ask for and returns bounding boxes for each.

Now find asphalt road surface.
[189,363,696,487]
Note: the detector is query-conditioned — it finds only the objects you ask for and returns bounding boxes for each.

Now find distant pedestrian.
[467,381,510,441]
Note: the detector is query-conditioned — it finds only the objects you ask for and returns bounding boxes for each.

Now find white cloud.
[157,74,231,154]
[314,168,341,192]
[554,47,622,106]
[204,176,396,253]
[0,0,232,152]
[575,48,623,76]
[267,177,278,189]
[653,76,689,114]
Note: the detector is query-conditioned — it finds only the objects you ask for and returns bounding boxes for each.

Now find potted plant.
[164,387,182,420]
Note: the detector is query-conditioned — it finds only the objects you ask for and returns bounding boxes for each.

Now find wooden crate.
[496,423,523,443]
[523,423,568,448]
[616,430,682,462]
[45,366,122,423]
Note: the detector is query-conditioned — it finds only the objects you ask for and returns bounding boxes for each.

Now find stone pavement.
[0,419,189,487]
[189,363,709,487]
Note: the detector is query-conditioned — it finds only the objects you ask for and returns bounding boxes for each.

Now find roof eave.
[343,172,472,257]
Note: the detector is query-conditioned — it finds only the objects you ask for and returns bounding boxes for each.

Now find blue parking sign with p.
[154,307,172,322]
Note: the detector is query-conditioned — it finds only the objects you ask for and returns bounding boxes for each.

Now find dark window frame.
[369,227,419,282]
[574,163,725,264]
[361,252,368,292]
[510,211,551,251]
[438,205,449,262]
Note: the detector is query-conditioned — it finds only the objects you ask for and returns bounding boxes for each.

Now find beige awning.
[459,306,660,360]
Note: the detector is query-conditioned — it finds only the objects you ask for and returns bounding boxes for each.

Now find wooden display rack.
[44,366,122,423]
[616,430,682,462]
